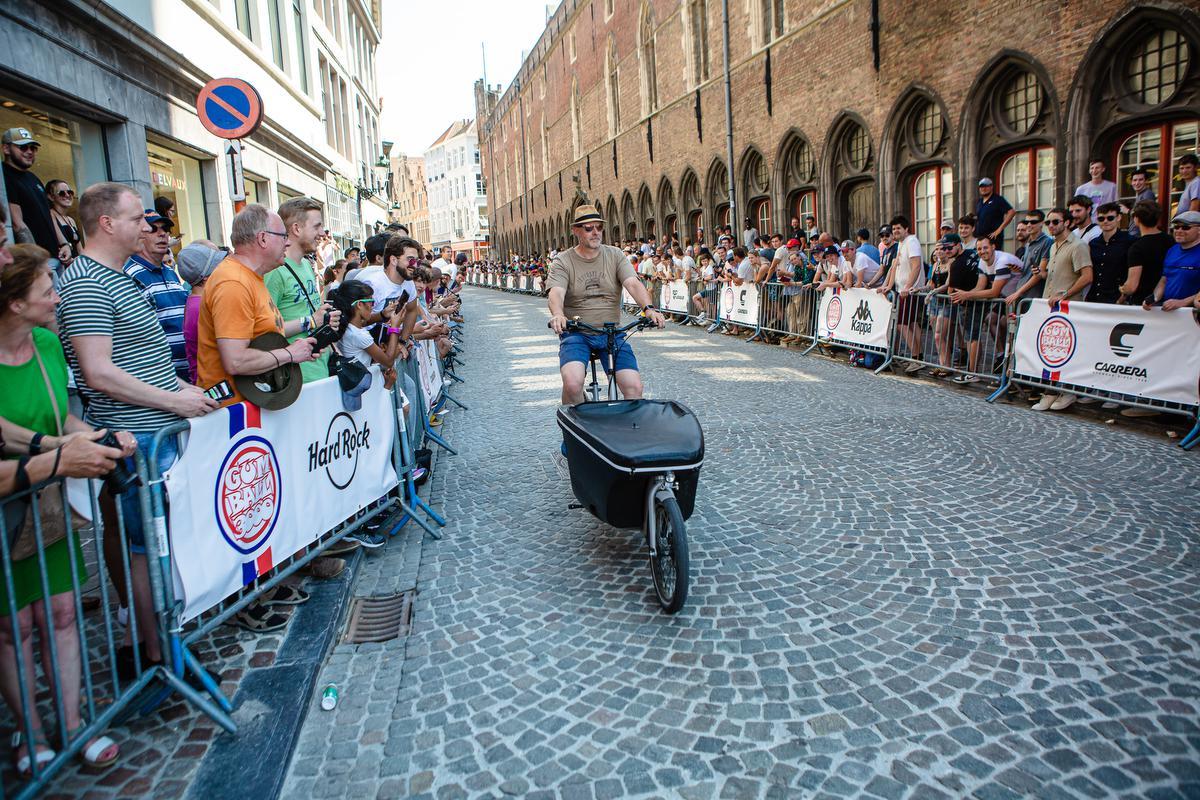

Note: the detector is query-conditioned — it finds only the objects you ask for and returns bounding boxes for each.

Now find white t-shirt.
[700,263,715,281]
[356,266,416,329]
[736,258,755,282]
[894,234,925,289]
[1073,180,1118,220]
[335,323,375,367]
[852,251,881,283]
[980,250,1022,295]
[638,259,655,277]
[1071,224,1102,245]
[431,257,457,282]
[1176,176,1200,216]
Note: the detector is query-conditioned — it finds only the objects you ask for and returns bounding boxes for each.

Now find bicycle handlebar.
[547,317,656,335]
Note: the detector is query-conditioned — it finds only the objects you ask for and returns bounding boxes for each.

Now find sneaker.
[1119,407,1158,418]
[954,374,979,385]
[1049,393,1077,411]
[411,466,429,485]
[324,538,361,556]
[952,374,968,384]
[346,531,386,549]
[302,557,346,580]
[693,312,707,324]
[904,362,923,374]
[1031,394,1057,411]
[1075,396,1099,405]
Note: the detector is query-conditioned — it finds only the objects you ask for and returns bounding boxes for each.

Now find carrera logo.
[850,299,873,334]
[1109,323,1143,358]
[309,412,372,489]
[1036,315,1076,369]
[214,436,281,555]
[826,295,843,330]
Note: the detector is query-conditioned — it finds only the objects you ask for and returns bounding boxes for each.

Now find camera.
[310,324,342,350]
[96,430,142,495]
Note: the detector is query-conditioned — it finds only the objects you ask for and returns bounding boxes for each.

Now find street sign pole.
[226,139,246,212]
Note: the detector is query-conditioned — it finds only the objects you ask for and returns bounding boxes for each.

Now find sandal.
[233,601,292,632]
[66,727,119,770]
[12,730,55,778]
[261,584,310,606]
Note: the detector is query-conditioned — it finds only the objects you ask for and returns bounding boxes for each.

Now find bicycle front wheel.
[648,494,689,614]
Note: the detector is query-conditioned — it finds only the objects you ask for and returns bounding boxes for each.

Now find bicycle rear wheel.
[648,494,689,614]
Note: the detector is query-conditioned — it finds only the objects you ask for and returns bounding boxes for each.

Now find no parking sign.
[196,78,263,204]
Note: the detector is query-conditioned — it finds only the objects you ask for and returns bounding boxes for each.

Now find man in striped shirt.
[57,182,217,676]
[124,208,190,381]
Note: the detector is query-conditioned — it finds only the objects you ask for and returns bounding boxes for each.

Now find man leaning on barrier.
[57,182,219,686]
[1,237,136,773]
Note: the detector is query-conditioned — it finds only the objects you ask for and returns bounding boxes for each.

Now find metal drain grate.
[342,591,414,644]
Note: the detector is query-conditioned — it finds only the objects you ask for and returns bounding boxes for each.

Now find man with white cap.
[2,127,69,260]
[973,177,1016,251]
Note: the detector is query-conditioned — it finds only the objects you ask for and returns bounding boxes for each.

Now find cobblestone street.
[285,286,1200,800]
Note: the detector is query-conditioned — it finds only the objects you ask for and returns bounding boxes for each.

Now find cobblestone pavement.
[283,286,1200,800]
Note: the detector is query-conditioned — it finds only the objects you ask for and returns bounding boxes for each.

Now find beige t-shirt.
[547,245,637,326]
[1044,238,1092,298]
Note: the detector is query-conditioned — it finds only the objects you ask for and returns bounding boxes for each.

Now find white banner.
[622,287,634,306]
[660,280,690,313]
[505,275,514,289]
[817,287,893,349]
[534,277,545,293]
[1013,299,1200,406]
[167,375,398,622]
[414,340,443,413]
[721,283,759,327]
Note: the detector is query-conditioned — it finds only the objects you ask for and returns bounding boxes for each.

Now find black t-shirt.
[1087,230,1134,304]
[948,250,982,291]
[974,194,1013,243]
[2,163,56,253]
[1125,232,1173,304]
[877,242,898,283]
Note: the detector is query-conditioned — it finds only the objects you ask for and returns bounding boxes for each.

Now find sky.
[379,0,552,156]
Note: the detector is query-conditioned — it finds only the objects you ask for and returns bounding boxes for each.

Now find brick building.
[388,152,431,246]
[476,0,1199,260]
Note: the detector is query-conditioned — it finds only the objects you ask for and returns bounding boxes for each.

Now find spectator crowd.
[0,124,465,775]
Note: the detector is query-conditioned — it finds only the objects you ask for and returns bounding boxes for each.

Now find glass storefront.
[147,140,208,246]
[0,92,107,229]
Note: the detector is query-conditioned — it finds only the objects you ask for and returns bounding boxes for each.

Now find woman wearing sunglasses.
[44,180,82,268]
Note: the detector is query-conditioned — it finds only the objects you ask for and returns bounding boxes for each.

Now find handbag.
[8,346,88,561]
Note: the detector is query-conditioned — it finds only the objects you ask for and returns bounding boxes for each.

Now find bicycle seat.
[558,399,704,471]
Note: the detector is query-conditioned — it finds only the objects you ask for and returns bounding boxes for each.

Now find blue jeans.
[116,431,179,555]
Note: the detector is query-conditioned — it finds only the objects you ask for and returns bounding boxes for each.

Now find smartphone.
[205,380,234,402]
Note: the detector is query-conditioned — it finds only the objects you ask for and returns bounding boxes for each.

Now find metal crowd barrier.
[885,292,1014,386]
[756,282,819,345]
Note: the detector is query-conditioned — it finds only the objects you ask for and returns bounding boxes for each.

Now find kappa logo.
[308,412,372,490]
[1035,315,1077,369]
[850,299,874,334]
[825,295,843,330]
[214,436,282,555]
[1108,323,1143,358]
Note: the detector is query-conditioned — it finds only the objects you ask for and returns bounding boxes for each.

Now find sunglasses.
[404,256,419,265]
[1097,214,1119,222]
[1173,223,1194,230]
[54,189,75,198]
[13,143,38,152]
[1046,219,1064,225]
[354,297,374,305]
[576,224,603,233]
[1023,219,1042,225]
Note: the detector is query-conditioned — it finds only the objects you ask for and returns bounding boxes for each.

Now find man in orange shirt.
[197,204,330,404]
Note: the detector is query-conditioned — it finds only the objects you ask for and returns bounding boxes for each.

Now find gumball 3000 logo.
[214,436,281,554]
[1036,315,1076,369]
[825,295,843,331]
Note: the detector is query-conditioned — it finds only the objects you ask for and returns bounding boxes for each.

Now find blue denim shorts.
[558,331,639,373]
[116,431,179,554]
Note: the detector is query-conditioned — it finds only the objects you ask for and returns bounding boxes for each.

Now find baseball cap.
[940,219,954,230]
[878,225,892,236]
[175,243,224,285]
[338,367,373,412]
[1171,210,1200,226]
[938,232,963,246]
[978,177,994,186]
[1,128,38,146]
[144,208,173,229]
[823,245,839,256]
[786,238,801,248]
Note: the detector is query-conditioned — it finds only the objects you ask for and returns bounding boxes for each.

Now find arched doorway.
[825,114,877,239]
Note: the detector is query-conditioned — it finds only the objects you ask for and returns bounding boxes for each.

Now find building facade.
[388,152,431,246]
[425,119,489,258]
[476,0,1199,261]
[1,0,389,251]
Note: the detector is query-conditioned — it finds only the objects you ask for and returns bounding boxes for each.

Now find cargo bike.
[553,318,704,614]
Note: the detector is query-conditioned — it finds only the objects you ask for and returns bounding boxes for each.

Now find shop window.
[1116,121,1199,220]
[997,146,1054,245]
[0,94,107,206]
[147,140,209,246]
[912,166,953,262]
[1127,29,1190,107]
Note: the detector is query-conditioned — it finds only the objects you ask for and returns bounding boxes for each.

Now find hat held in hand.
[234,332,303,411]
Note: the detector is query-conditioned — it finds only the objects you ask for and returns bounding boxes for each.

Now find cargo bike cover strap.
[558,399,705,473]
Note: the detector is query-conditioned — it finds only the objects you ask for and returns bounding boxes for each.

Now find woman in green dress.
[0,244,135,773]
